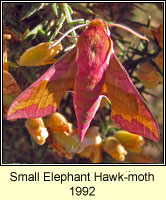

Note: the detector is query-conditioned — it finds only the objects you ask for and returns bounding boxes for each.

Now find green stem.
[49,13,65,42]
[61,3,77,43]
[19,67,34,84]
[51,3,59,17]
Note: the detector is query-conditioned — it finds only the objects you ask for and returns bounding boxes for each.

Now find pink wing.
[7,47,77,120]
[104,53,159,142]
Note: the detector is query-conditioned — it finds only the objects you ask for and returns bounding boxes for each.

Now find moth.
[7,18,159,142]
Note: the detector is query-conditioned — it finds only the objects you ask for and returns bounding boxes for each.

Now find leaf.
[61,3,77,43]
[49,13,66,42]
[21,3,49,20]
[69,3,95,15]
[23,24,43,40]
[51,3,59,17]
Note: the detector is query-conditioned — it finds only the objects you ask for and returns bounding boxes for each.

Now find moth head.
[88,18,110,36]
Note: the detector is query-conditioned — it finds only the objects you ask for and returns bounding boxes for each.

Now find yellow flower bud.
[103,137,127,162]
[19,40,63,66]
[114,130,145,153]
[136,62,162,89]
[48,130,80,160]
[78,127,102,163]
[3,33,12,71]
[79,126,102,150]
[44,112,72,133]
[79,144,102,163]
[25,118,49,145]
[45,113,80,159]
[79,146,92,159]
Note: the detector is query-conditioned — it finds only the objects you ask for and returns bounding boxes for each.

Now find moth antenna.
[58,31,79,38]
[107,23,149,42]
[49,23,88,49]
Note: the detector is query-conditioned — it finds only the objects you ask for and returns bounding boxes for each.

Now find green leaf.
[69,3,95,15]
[7,61,20,69]
[22,3,49,20]
[61,3,77,43]
[49,13,65,42]
[19,67,34,83]
[51,3,59,17]
[23,24,43,40]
